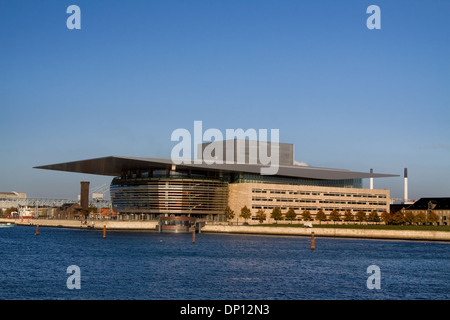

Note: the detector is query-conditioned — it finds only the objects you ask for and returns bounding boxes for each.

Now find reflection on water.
[0,226,448,300]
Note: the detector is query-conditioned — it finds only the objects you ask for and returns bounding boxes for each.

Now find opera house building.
[35,140,397,231]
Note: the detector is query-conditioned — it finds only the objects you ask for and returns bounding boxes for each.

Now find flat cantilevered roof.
[34,156,398,180]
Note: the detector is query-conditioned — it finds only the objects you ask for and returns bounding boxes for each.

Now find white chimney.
[369,168,373,190]
[404,168,408,204]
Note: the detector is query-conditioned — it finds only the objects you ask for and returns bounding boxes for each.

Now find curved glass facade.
[110,176,228,217]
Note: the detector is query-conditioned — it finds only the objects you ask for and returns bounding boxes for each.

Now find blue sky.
[1,0,449,201]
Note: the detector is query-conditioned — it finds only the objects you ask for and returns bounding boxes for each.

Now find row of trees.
[384,210,440,225]
[225,206,441,226]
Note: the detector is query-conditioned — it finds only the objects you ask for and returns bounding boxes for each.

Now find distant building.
[55,203,83,220]
[0,191,26,209]
[0,191,26,198]
[403,197,450,226]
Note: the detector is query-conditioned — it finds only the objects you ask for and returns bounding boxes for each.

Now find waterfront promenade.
[2,218,450,241]
[203,225,450,242]
[0,218,158,231]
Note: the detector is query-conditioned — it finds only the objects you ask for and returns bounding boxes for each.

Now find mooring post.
[35,224,39,236]
[192,229,196,244]
[103,225,106,239]
[310,232,315,251]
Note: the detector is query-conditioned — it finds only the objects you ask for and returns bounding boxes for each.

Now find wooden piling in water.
[103,225,106,239]
[192,229,195,244]
[310,232,315,251]
[35,224,39,236]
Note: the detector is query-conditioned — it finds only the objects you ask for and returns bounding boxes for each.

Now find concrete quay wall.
[202,225,450,242]
[2,219,450,241]
[0,218,158,230]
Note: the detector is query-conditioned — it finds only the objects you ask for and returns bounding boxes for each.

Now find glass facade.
[229,172,362,188]
[110,176,228,217]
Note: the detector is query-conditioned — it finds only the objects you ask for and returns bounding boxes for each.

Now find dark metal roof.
[34,156,398,180]
[406,198,450,210]
[390,204,411,212]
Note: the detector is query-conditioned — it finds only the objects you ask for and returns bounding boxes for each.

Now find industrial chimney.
[403,168,408,204]
[369,168,374,190]
[80,181,90,213]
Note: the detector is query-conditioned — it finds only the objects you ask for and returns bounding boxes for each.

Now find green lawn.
[250,223,450,232]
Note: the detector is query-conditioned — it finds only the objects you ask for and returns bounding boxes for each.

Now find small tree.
[414,212,427,225]
[381,210,392,225]
[225,206,235,223]
[373,211,381,224]
[368,210,380,224]
[301,210,311,221]
[404,211,415,225]
[343,210,353,224]
[428,211,440,225]
[392,211,405,225]
[285,207,297,224]
[329,209,340,224]
[315,209,326,225]
[356,210,366,224]
[240,206,251,224]
[89,204,98,215]
[271,207,283,224]
[255,209,266,224]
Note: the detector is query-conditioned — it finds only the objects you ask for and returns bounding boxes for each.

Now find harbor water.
[0,226,448,300]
